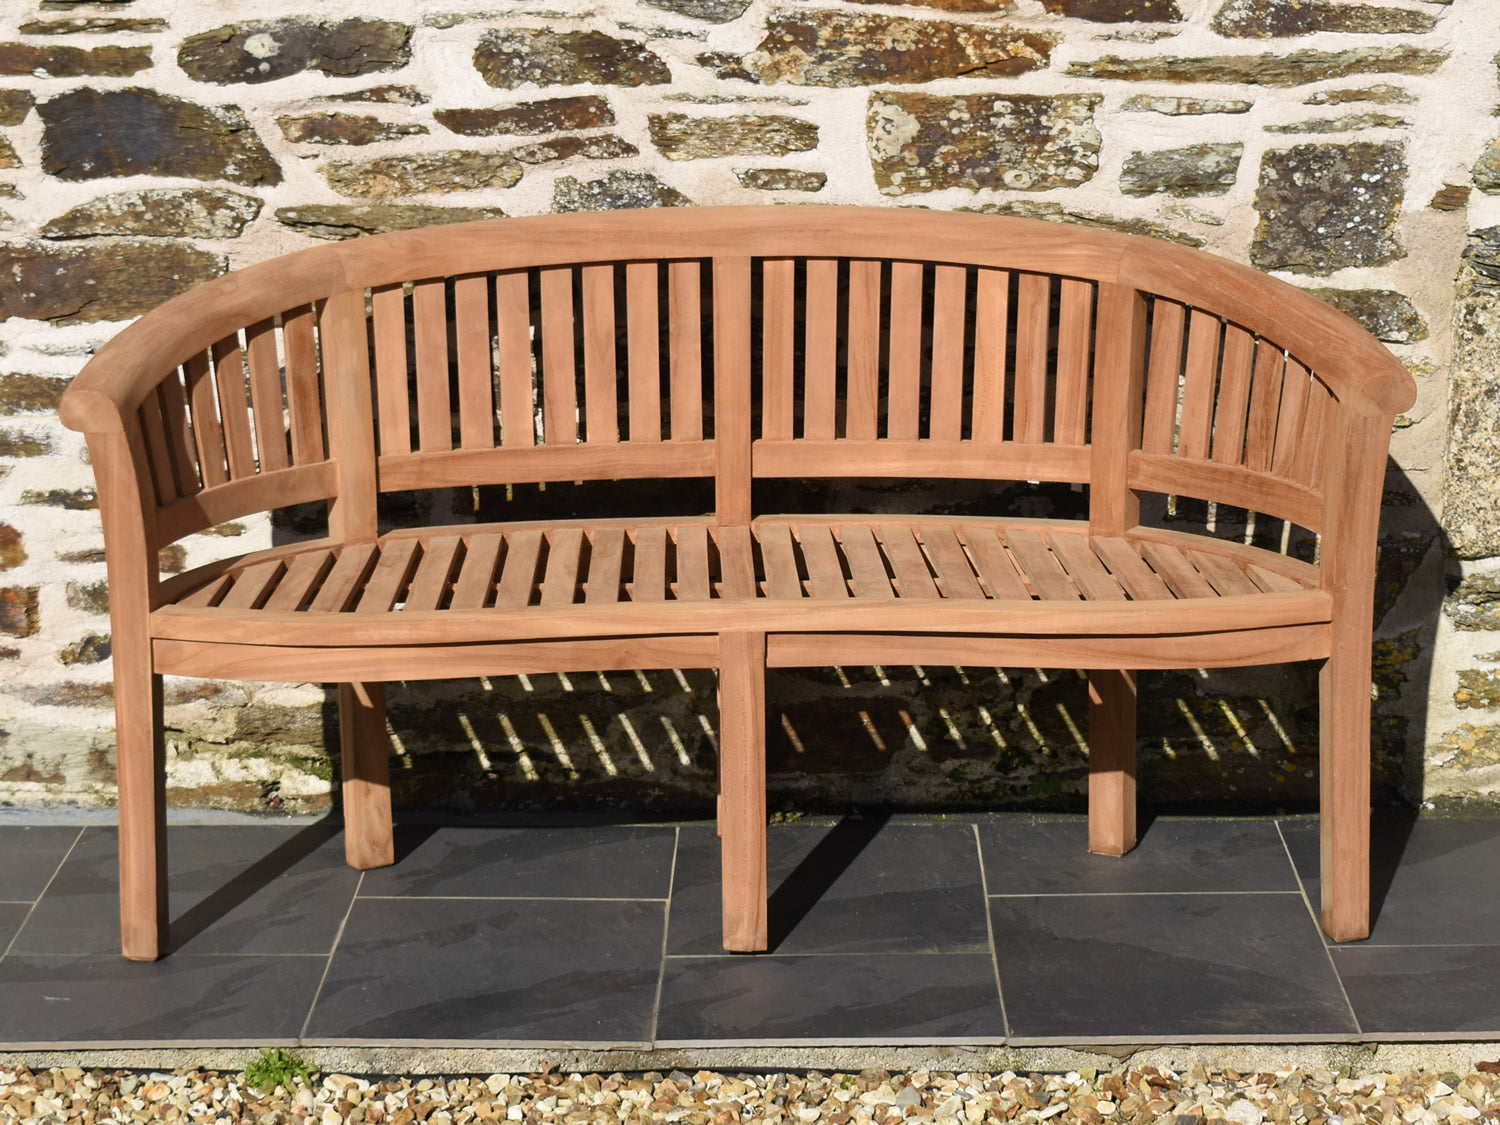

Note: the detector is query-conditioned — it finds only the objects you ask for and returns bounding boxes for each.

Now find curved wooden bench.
[58,206,1415,961]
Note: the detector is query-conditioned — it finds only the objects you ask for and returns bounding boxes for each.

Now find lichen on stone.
[964,200,1205,247]
[1120,142,1243,197]
[437,97,615,137]
[552,170,692,212]
[1211,0,1439,38]
[1250,142,1406,273]
[1122,94,1251,115]
[649,112,818,159]
[322,150,524,198]
[274,204,509,240]
[1069,46,1447,86]
[0,241,226,324]
[1303,288,1427,343]
[508,134,639,164]
[1265,113,1408,134]
[473,29,670,89]
[0,42,151,78]
[40,188,263,239]
[736,168,827,191]
[178,19,413,84]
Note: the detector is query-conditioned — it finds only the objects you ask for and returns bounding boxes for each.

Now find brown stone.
[0,241,225,324]
[1122,94,1251,115]
[868,92,1100,195]
[0,374,68,415]
[639,0,753,21]
[1446,571,1500,629]
[749,11,1058,85]
[322,151,524,198]
[509,134,638,164]
[0,524,23,570]
[436,96,615,136]
[736,168,827,191]
[40,188,262,239]
[58,632,111,665]
[474,30,670,89]
[696,51,759,82]
[1265,113,1408,134]
[20,487,96,508]
[1305,84,1414,106]
[178,19,413,84]
[0,137,17,170]
[278,112,427,145]
[967,200,1205,247]
[1250,142,1406,273]
[57,548,106,564]
[0,428,53,456]
[275,203,508,240]
[1068,46,1447,86]
[649,113,817,159]
[848,0,1012,10]
[1120,142,1242,197]
[1211,0,1438,37]
[552,170,692,212]
[328,84,428,105]
[1432,184,1471,211]
[0,42,151,78]
[0,587,39,637]
[159,544,186,573]
[23,681,114,707]
[1042,0,1182,20]
[1304,288,1427,343]
[66,579,109,614]
[39,88,282,186]
[18,17,168,33]
[0,90,34,126]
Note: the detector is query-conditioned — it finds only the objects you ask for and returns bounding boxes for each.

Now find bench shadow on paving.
[1,811,1498,1048]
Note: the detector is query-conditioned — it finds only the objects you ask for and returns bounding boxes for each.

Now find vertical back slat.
[158,369,200,495]
[1141,298,1185,455]
[1289,370,1331,485]
[455,274,495,449]
[540,267,578,444]
[371,285,410,455]
[627,261,663,442]
[1053,280,1093,446]
[185,350,228,487]
[139,393,178,504]
[1211,323,1256,465]
[714,257,753,525]
[929,265,966,441]
[212,336,256,479]
[412,279,452,453]
[761,258,796,441]
[496,270,535,448]
[1243,342,1287,473]
[1271,357,1310,476]
[244,318,288,472]
[582,264,619,444]
[668,260,704,441]
[845,260,881,441]
[1177,309,1221,460]
[281,305,326,465]
[887,262,924,440]
[1013,273,1051,444]
[971,268,1009,443]
[803,259,838,440]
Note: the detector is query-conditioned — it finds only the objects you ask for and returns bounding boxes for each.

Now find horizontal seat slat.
[962,526,1033,602]
[1006,529,1079,602]
[838,525,894,600]
[880,525,940,600]
[798,525,848,599]
[716,525,757,601]
[449,533,502,611]
[920,526,985,600]
[307,544,378,614]
[1139,541,1217,601]
[219,559,286,611]
[1049,533,1127,602]
[586,528,626,604]
[403,537,463,612]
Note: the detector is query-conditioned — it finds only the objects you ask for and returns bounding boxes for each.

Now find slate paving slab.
[1332,944,1500,1036]
[0,825,79,902]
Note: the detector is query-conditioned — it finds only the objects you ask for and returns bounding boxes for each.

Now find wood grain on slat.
[1088,283,1148,538]
[185,351,228,487]
[403,536,462,611]
[455,275,495,450]
[1013,273,1051,444]
[798,524,848,598]
[496,270,536,448]
[1247,563,1302,593]
[1177,309,1221,460]
[158,371,201,496]
[448,533,503,610]
[581,263,619,445]
[757,523,803,600]
[674,524,711,600]
[245,318,289,471]
[888,262,924,440]
[1005,528,1079,601]
[1212,323,1256,465]
[713,257,753,525]
[495,529,544,607]
[845,260,882,441]
[358,538,421,613]
[176,573,231,610]
[627,261,663,442]
[1243,341,1286,473]
[837,524,894,599]
[761,258,796,441]
[540,527,584,607]
[323,290,379,543]
[539,267,577,445]
[963,526,1032,601]
[1049,532,1127,601]
[715,525,756,600]
[1054,280,1093,446]
[1271,356,1309,476]
[263,549,336,612]
[1139,540,1217,599]
[631,525,667,601]
[1141,298,1186,455]
[1292,374,1331,486]
[880,524,940,598]
[586,527,625,604]
[219,560,286,611]
[928,265,967,441]
[668,260,703,441]
[802,259,839,440]
[920,524,984,599]
[412,279,452,453]
[281,306,326,465]
[139,394,177,504]
[1091,536,1174,601]
[307,543,377,613]
[212,336,256,479]
[971,267,1009,443]
[371,285,411,455]
[1191,550,1259,597]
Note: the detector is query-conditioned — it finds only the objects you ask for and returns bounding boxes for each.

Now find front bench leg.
[1319,647,1371,941]
[339,681,394,870]
[719,631,768,952]
[1087,669,1138,857]
[117,666,168,961]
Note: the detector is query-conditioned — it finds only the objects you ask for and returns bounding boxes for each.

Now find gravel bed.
[2,1063,1497,1125]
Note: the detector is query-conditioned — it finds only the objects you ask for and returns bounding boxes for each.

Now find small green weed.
[244,1047,317,1091]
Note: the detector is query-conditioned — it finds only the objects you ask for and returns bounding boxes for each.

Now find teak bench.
[59,207,1415,961]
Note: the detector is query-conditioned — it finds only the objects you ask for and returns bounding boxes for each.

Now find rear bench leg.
[1319,647,1371,941]
[719,631,768,952]
[1087,668,1137,857]
[117,665,168,960]
[339,681,394,870]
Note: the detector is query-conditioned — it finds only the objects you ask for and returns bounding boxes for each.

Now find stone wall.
[2,0,1497,815]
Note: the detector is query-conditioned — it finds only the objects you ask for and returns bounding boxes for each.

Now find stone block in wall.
[474,30,670,89]
[278,113,427,146]
[639,0,753,22]
[1444,228,1500,559]
[1250,142,1405,273]
[57,633,110,665]
[696,51,759,82]
[1068,46,1446,86]
[972,200,1205,245]
[1120,142,1242,197]
[748,11,1057,85]
[868,92,1100,195]
[736,168,827,191]
[1473,142,1500,194]
[330,85,428,105]
[39,89,282,186]
[1041,0,1182,20]
[0,524,23,570]
[553,170,692,212]
[1305,84,1413,106]
[0,587,39,637]
[510,134,639,165]
[322,151,524,198]
[0,241,225,324]
[65,580,109,614]
[40,188,263,239]
[0,42,150,78]
[276,204,509,240]
[0,374,67,416]
[0,138,17,170]
[0,428,53,457]
[1265,113,1408,134]
[19,487,95,509]
[1445,573,1500,630]
[18,16,167,34]
[1303,287,1427,343]
[0,91,33,126]
[1123,94,1251,115]
[649,113,817,159]
[178,19,413,84]
[1434,724,1500,770]
[1211,0,1438,38]
[437,97,615,137]
[1455,670,1500,710]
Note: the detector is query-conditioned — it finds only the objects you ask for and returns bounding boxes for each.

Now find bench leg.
[1319,649,1371,941]
[719,631,767,952]
[1087,668,1137,857]
[339,681,394,870]
[117,666,168,961]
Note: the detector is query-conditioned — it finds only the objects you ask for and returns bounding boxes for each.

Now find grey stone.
[1122,94,1251,115]
[17,16,167,33]
[277,112,427,145]
[0,374,67,416]
[1445,573,1500,630]
[1473,143,1500,195]
[1265,113,1408,134]
[275,204,509,240]
[1120,142,1242,197]
[1211,0,1438,37]
[1303,288,1427,343]
[0,241,225,325]
[1068,46,1447,86]
[178,19,412,84]
[1250,142,1406,273]
[967,200,1205,247]
[18,488,96,509]
[553,170,692,212]
[649,113,818,159]
[40,188,262,239]
[868,92,1101,195]
[1305,84,1414,106]
[322,150,524,198]
[328,85,428,105]
[65,580,109,615]
[1444,227,1500,558]
[0,41,150,78]
[509,134,638,164]
[437,97,614,137]
[639,0,753,22]
[736,168,827,191]
[474,29,670,89]
[0,428,54,456]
